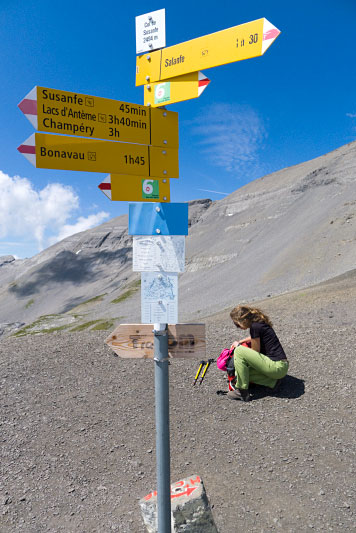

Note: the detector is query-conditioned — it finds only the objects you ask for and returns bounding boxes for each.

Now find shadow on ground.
[250,374,305,401]
[216,374,305,401]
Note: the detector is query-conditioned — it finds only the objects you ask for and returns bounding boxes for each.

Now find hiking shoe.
[227,389,251,402]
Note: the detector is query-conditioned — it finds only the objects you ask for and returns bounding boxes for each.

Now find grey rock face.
[0,255,16,267]
[0,322,25,337]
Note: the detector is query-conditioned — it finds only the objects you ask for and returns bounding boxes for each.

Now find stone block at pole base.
[139,474,218,532]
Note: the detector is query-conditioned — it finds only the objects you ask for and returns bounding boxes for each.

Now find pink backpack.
[217,341,252,391]
[216,348,234,371]
[216,341,252,371]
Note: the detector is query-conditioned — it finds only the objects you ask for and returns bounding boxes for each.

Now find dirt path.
[1,273,355,532]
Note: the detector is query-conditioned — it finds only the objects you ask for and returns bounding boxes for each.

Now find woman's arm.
[250,337,261,353]
[230,337,252,349]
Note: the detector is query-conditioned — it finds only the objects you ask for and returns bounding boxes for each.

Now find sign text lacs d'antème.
[40,89,148,138]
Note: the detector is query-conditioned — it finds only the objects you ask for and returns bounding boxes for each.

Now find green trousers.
[234,345,289,390]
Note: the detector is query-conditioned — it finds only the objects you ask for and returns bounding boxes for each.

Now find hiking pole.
[199,358,215,385]
[193,360,205,386]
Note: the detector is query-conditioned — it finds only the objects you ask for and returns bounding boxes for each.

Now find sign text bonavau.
[105,324,206,359]
[18,132,179,176]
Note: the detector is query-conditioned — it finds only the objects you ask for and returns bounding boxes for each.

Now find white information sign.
[135,8,166,54]
[133,235,185,272]
[141,272,178,324]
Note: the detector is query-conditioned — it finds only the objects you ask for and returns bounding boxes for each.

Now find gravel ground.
[1,273,355,532]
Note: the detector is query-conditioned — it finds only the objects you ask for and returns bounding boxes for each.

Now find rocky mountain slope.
[0,140,355,336]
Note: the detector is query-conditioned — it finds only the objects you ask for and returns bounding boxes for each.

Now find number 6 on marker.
[143,179,154,194]
[155,84,165,100]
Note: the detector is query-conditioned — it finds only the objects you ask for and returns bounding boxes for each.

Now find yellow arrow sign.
[18,86,179,148]
[144,72,210,107]
[18,133,179,177]
[136,18,280,85]
[99,175,170,202]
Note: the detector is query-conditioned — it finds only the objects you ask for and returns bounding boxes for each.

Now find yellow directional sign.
[17,133,179,177]
[99,175,170,202]
[18,86,179,148]
[136,18,280,85]
[144,72,210,107]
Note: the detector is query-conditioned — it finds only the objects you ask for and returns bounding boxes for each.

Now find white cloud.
[190,103,266,173]
[346,112,356,118]
[0,171,109,255]
[197,188,229,195]
[49,212,109,245]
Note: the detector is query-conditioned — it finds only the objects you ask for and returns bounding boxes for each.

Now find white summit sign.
[136,8,166,54]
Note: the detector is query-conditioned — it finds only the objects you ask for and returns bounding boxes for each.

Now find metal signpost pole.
[153,322,171,532]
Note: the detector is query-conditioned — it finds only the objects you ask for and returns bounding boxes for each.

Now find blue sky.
[1,0,355,258]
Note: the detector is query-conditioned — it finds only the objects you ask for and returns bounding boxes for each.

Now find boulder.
[139,474,218,532]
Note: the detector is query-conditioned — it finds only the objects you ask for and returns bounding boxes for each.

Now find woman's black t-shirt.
[250,322,287,361]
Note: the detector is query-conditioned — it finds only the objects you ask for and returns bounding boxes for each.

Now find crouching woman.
[228,305,289,402]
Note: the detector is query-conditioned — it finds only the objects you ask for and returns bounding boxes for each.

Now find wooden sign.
[105,323,206,359]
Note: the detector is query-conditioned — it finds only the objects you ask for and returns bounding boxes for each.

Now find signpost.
[99,175,170,202]
[18,11,282,532]
[18,86,179,147]
[136,18,280,85]
[144,72,210,107]
[17,133,179,177]
[127,201,189,532]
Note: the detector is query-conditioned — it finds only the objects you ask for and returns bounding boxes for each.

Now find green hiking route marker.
[142,179,159,199]
[154,82,171,105]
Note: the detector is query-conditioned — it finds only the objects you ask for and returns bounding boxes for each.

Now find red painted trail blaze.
[143,476,201,502]
[171,486,197,499]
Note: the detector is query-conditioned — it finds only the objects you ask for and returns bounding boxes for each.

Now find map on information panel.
[141,272,178,324]
[133,235,185,272]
